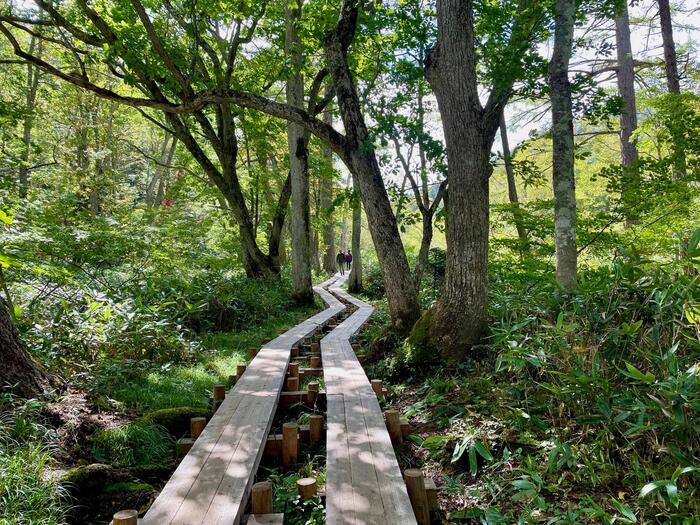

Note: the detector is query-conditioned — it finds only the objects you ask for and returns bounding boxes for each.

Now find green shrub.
[92,422,174,467]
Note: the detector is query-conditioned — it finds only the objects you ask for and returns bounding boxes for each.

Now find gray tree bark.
[347,174,362,292]
[325,1,420,331]
[423,0,492,357]
[18,37,40,199]
[549,0,577,291]
[499,111,528,246]
[658,0,680,94]
[615,2,640,225]
[321,106,337,274]
[286,0,313,303]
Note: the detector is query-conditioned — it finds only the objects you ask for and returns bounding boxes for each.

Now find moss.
[405,308,439,365]
[137,406,209,436]
[61,463,114,497]
[104,481,153,493]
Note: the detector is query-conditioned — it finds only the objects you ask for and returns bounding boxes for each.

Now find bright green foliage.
[91,422,174,467]
[0,395,67,525]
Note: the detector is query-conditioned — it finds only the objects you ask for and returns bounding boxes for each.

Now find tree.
[0,297,51,397]
[549,0,577,291]
[321,103,337,274]
[419,0,546,359]
[658,0,680,94]
[18,35,41,199]
[286,0,313,303]
[615,1,640,225]
[499,110,528,247]
[347,173,362,292]
[0,0,423,329]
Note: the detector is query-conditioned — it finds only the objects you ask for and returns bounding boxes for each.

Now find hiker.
[345,250,353,271]
[336,250,346,275]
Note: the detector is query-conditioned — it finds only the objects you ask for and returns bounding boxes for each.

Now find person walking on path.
[336,250,346,275]
[345,250,353,271]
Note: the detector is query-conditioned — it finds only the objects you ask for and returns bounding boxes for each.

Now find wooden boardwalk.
[323,275,417,525]
[142,274,345,525]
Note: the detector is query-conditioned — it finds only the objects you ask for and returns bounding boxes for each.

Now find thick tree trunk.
[146,135,171,206]
[499,111,528,246]
[347,174,362,292]
[615,2,640,225]
[321,107,337,274]
[286,0,313,303]
[422,0,492,358]
[0,297,51,397]
[156,137,177,204]
[339,172,351,252]
[549,0,577,291]
[325,4,420,331]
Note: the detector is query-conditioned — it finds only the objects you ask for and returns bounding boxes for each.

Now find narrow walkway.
[323,276,417,525]
[142,274,345,525]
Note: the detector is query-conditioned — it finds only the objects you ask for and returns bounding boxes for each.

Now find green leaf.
[612,498,637,522]
[469,444,478,476]
[665,483,679,508]
[639,479,667,498]
[623,362,656,383]
[473,440,493,461]
[0,209,12,225]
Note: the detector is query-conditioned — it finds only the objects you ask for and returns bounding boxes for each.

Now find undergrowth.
[366,252,700,524]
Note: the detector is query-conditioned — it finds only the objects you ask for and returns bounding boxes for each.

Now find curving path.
[322,275,417,525]
[142,274,346,525]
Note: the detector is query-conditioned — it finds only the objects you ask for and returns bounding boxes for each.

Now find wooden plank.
[325,394,355,525]
[142,274,346,525]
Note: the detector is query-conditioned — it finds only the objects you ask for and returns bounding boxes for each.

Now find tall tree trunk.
[286,0,313,303]
[156,137,177,204]
[0,297,51,398]
[615,2,640,225]
[321,108,337,274]
[657,0,686,179]
[499,111,528,246]
[422,0,493,358]
[339,172,351,252]
[325,2,420,331]
[549,0,577,291]
[146,135,170,206]
[18,36,40,199]
[347,174,362,292]
[658,0,680,94]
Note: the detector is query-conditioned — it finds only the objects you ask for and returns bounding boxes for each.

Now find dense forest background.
[0,0,698,523]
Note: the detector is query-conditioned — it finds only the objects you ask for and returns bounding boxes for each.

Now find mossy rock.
[138,406,209,437]
[61,463,117,498]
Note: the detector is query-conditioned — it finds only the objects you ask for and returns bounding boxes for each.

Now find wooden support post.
[298,369,306,383]
[309,414,323,445]
[404,469,430,525]
[190,417,206,439]
[287,376,299,391]
[248,347,258,360]
[351,343,360,352]
[310,355,321,368]
[289,362,299,379]
[251,481,273,514]
[237,364,246,380]
[264,434,283,460]
[382,387,389,398]
[228,374,236,387]
[371,380,384,399]
[400,417,411,438]
[307,381,319,406]
[291,346,299,358]
[213,384,226,402]
[425,478,439,512]
[310,342,320,353]
[304,336,312,346]
[282,422,298,468]
[112,509,138,525]
[176,437,195,457]
[296,477,317,500]
[385,410,403,445]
